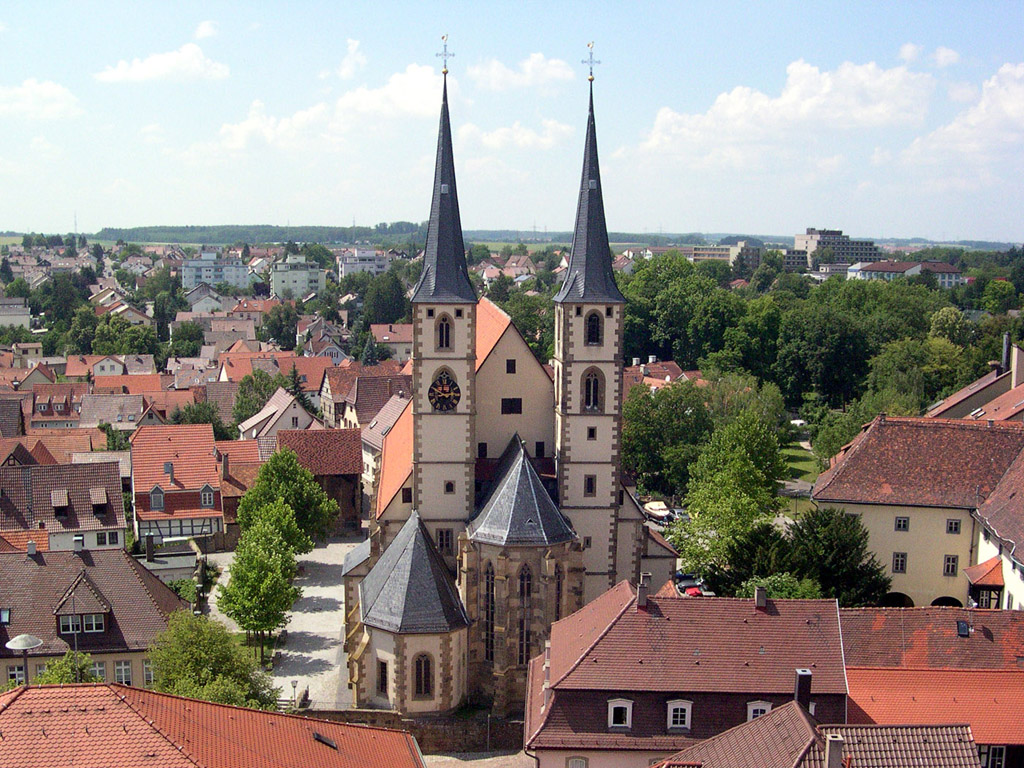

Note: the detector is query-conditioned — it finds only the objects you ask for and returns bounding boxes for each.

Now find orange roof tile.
[215,439,260,464]
[847,667,1024,745]
[130,424,219,491]
[0,529,49,552]
[964,555,1004,587]
[93,373,165,394]
[475,297,512,371]
[375,399,412,518]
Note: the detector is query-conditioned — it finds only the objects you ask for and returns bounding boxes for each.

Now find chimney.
[1001,332,1011,376]
[632,357,640,367]
[73,535,83,554]
[221,452,230,480]
[794,668,812,710]
[648,355,657,364]
[26,540,36,556]
[146,534,155,562]
[163,461,174,485]
[754,585,767,610]
[825,734,844,768]
[637,572,651,610]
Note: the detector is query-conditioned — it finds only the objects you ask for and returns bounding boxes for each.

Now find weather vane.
[437,34,454,75]
[583,41,600,82]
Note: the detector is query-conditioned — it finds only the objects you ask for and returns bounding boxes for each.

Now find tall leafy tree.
[262,302,299,350]
[32,650,102,684]
[171,401,233,441]
[233,369,289,425]
[169,320,205,358]
[361,271,408,326]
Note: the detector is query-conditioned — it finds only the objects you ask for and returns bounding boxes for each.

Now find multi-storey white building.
[270,254,326,298]
[181,252,253,290]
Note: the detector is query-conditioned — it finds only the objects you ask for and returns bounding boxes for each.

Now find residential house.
[320,360,405,428]
[270,254,326,298]
[184,282,226,313]
[337,247,393,278]
[0,461,125,551]
[79,394,163,432]
[847,259,967,288]
[277,429,362,531]
[0,297,31,329]
[340,374,412,430]
[524,583,847,768]
[214,439,262,546]
[253,356,336,410]
[27,383,87,429]
[229,297,280,327]
[0,549,185,686]
[361,394,410,514]
[181,252,253,291]
[0,683,426,768]
[371,323,414,361]
[237,387,316,440]
[130,424,224,545]
[97,300,154,327]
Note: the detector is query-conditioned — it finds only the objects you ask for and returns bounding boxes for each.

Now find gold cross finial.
[583,41,600,82]
[437,34,454,75]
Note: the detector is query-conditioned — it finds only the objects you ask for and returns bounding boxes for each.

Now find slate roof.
[840,606,1024,669]
[79,394,147,429]
[467,434,575,547]
[277,429,362,476]
[0,683,426,768]
[342,537,372,576]
[847,667,1024,746]
[554,83,626,305]
[0,461,125,535]
[410,77,476,304]
[812,416,1024,509]
[0,549,185,658]
[358,511,469,634]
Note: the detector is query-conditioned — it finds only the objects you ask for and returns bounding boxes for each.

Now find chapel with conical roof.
[343,54,673,717]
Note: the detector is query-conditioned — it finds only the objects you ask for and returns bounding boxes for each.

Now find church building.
[343,62,658,716]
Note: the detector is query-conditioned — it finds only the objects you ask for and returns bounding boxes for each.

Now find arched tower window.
[585,311,602,346]
[483,562,495,663]
[519,564,533,598]
[437,315,452,349]
[554,564,564,622]
[518,564,533,665]
[583,369,603,412]
[414,654,433,697]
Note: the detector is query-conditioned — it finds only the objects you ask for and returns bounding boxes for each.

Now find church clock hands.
[428,371,461,412]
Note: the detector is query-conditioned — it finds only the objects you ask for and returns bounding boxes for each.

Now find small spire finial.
[583,41,600,82]
[437,34,454,76]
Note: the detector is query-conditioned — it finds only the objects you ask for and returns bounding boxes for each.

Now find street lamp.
[6,634,43,685]
[291,679,298,708]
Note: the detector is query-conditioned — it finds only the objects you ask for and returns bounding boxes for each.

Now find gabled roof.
[926,368,1007,418]
[847,667,1024,746]
[92,373,165,395]
[53,569,110,615]
[0,683,426,768]
[322,360,405,403]
[554,83,625,305]
[238,387,296,436]
[963,379,1024,421]
[840,606,1024,669]
[129,423,219,491]
[78,394,146,429]
[345,375,412,424]
[358,511,468,634]
[0,461,125,535]
[409,77,476,305]
[812,416,1024,509]
[963,555,1004,587]
[362,394,411,452]
[467,435,575,547]
[371,323,413,344]
[277,429,362,476]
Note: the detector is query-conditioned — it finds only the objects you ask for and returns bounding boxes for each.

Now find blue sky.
[1,1,1023,242]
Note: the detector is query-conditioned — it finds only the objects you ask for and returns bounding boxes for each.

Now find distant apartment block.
[848,260,966,288]
[270,255,326,298]
[0,298,31,329]
[337,248,393,278]
[181,252,253,291]
[793,228,881,267]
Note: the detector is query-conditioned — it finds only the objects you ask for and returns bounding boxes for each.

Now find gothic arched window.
[414,654,433,697]
[519,564,533,598]
[483,561,495,663]
[437,315,452,349]
[554,564,564,622]
[584,370,602,411]
[585,312,602,346]
[518,564,533,665]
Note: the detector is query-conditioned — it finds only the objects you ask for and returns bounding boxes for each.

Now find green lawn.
[783,444,821,483]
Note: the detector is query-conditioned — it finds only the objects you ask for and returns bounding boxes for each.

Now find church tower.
[553,76,629,602]
[409,67,478,561]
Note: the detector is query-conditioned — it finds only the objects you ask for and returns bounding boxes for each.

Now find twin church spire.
[411,42,621,305]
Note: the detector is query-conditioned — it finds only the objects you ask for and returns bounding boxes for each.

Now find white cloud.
[468,53,574,91]
[140,123,165,144]
[904,63,1024,164]
[194,20,217,40]
[0,22,7,34]
[459,119,573,150]
[334,64,443,118]
[0,78,81,119]
[337,39,367,80]
[30,136,60,161]
[95,43,228,82]
[933,47,961,68]
[947,81,979,103]
[871,147,893,165]
[899,43,922,63]
[218,100,328,151]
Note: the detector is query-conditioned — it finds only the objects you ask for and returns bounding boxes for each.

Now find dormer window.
[54,402,64,412]
[607,698,632,729]
[200,485,214,509]
[667,699,692,730]
[150,486,164,511]
[51,489,69,516]
[747,700,772,721]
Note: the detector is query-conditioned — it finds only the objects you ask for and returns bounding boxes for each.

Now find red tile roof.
[93,373,165,394]
[0,461,125,535]
[813,416,1024,508]
[963,555,1004,587]
[323,360,405,404]
[841,606,1024,669]
[0,683,426,768]
[346,375,412,424]
[963,380,1024,421]
[847,667,1024,745]
[371,322,413,344]
[277,429,362,476]
[215,439,260,464]
[130,423,219,491]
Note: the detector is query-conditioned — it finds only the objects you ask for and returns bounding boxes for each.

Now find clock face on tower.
[428,371,461,412]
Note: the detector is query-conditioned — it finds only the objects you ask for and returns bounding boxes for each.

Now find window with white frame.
[83,614,104,633]
[143,660,154,687]
[666,699,692,730]
[91,661,106,681]
[115,660,132,685]
[59,615,82,634]
[8,665,24,684]
[747,700,772,721]
[979,745,1006,768]
[567,759,588,768]
[607,698,633,729]
[200,485,214,508]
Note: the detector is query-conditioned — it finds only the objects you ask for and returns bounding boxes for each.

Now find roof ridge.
[110,684,206,767]
[122,548,182,617]
[550,581,635,689]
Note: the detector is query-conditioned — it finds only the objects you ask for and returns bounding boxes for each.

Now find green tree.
[788,506,891,606]
[261,302,298,350]
[32,650,101,684]
[5,277,30,299]
[65,305,100,354]
[99,422,132,451]
[360,334,380,365]
[487,273,514,303]
[169,321,205,358]
[233,369,289,425]
[148,611,277,709]
[153,291,176,342]
[361,271,408,326]
[686,408,788,497]
[91,243,104,260]
[929,305,971,347]
[236,448,338,546]
[982,279,1018,314]
[217,513,300,661]
[283,365,314,413]
[171,401,233,441]
[704,520,794,596]
[737,572,822,599]
[621,380,714,497]
[0,258,13,284]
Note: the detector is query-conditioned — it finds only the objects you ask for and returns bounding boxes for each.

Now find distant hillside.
[93,223,427,246]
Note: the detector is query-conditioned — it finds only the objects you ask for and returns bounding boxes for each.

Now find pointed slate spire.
[554,81,625,304]
[466,435,576,547]
[410,74,477,304]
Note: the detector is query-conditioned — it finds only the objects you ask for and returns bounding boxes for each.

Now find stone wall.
[308,709,524,753]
